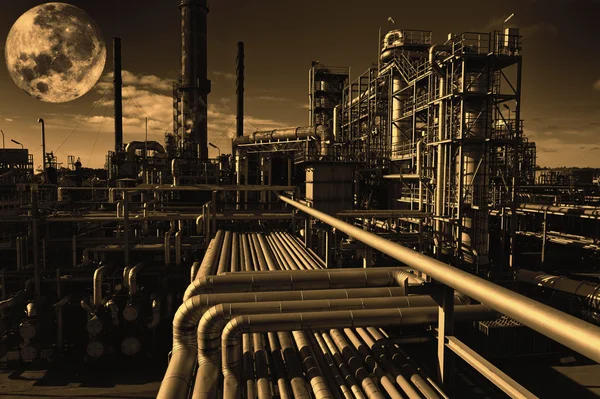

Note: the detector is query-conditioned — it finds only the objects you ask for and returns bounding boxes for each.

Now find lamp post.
[11,139,23,149]
[38,118,46,182]
[208,142,220,158]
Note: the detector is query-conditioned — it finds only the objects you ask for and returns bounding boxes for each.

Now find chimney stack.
[236,42,245,138]
[113,37,123,153]
[180,0,211,160]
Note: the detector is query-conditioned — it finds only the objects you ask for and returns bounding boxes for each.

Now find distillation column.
[458,66,490,266]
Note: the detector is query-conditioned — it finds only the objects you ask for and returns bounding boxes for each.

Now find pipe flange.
[19,321,37,340]
[87,341,104,358]
[123,304,139,322]
[121,337,141,356]
[86,316,103,335]
[20,345,37,362]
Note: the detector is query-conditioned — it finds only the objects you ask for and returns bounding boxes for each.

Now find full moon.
[5,2,106,103]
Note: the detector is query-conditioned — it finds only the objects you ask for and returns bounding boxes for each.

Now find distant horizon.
[1,0,600,168]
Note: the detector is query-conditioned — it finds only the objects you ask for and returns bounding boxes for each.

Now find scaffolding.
[338,28,525,268]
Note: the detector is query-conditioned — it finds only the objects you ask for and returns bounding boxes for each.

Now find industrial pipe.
[147,298,162,329]
[517,269,600,312]
[93,263,113,309]
[221,305,495,399]
[193,294,469,398]
[128,262,146,296]
[278,194,600,363]
[158,286,408,399]
[184,268,413,298]
[165,221,176,265]
[234,125,333,157]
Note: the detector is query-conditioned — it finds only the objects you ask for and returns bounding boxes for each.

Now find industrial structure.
[1,1,600,398]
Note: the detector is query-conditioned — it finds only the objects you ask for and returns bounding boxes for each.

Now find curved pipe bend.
[184,268,414,299]
[221,305,495,399]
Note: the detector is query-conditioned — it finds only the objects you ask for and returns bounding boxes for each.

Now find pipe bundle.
[159,229,496,399]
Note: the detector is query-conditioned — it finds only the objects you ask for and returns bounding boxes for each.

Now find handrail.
[278,194,600,364]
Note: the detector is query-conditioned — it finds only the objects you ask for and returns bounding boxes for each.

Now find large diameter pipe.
[278,195,600,363]
[185,268,413,298]
[221,305,495,399]
[517,269,600,312]
[193,295,468,398]
[158,286,407,399]
[93,264,113,309]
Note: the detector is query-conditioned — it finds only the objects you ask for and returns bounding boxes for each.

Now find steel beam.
[443,334,538,399]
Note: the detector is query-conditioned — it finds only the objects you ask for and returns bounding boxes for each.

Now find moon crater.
[5,2,106,103]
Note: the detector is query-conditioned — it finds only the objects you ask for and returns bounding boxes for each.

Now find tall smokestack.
[113,37,123,152]
[236,42,244,138]
[180,0,211,160]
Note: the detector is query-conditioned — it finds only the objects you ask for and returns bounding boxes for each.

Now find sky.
[1,0,600,169]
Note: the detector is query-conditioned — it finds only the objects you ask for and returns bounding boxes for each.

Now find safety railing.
[278,194,600,367]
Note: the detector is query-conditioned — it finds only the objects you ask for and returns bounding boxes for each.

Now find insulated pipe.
[253,333,271,399]
[266,235,287,270]
[344,328,415,399]
[517,269,600,312]
[93,263,113,309]
[185,268,413,298]
[293,331,331,398]
[123,265,132,289]
[277,231,314,270]
[306,332,342,399]
[105,299,119,326]
[267,332,292,399]
[292,235,327,268]
[234,125,333,157]
[376,328,448,399]
[329,329,384,399]
[184,230,225,301]
[190,261,201,283]
[250,234,268,271]
[231,233,240,273]
[216,231,233,275]
[129,262,146,296]
[158,286,407,399]
[147,298,162,329]
[195,295,466,399]
[256,233,277,271]
[164,221,176,265]
[175,226,182,266]
[278,195,600,363]
[242,234,252,271]
[518,204,600,218]
[54,296,70,355]
[285,233,322,269]
[221,306,494,399]
[312,332,355,399]
[278,331,311,399]
[272,232,302,270]
[320,330,365,399]
[365,327,441,399]
[428,45,452,67]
